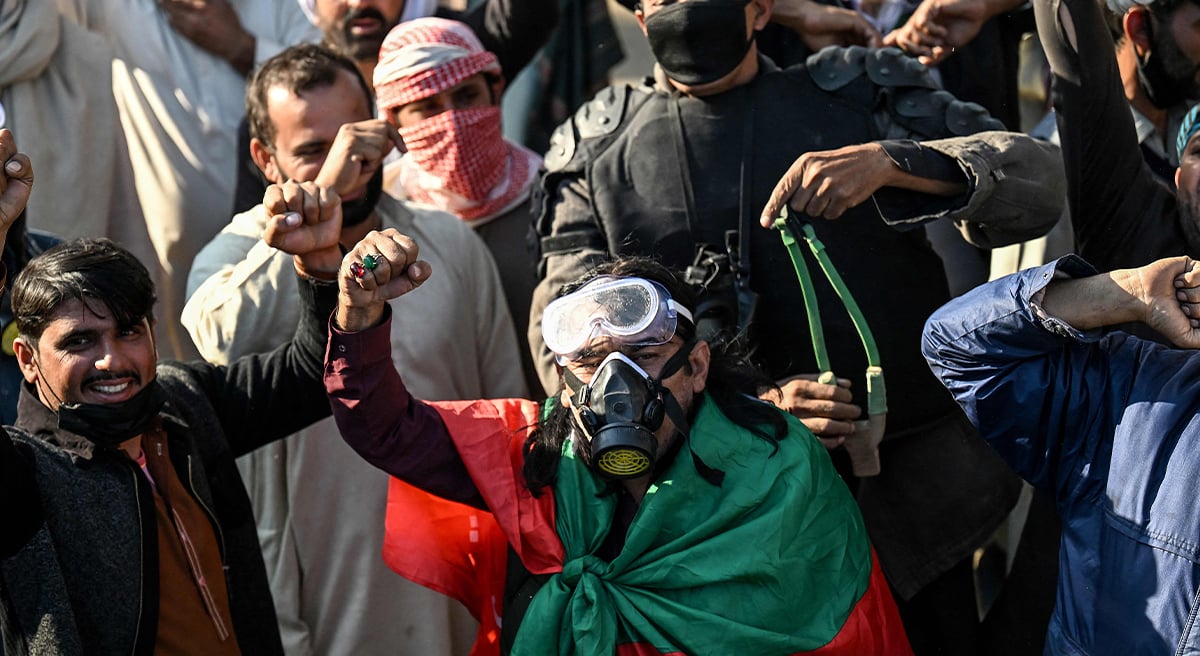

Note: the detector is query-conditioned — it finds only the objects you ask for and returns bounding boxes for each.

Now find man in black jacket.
[0,127,347,655]
[530,0,1065,648]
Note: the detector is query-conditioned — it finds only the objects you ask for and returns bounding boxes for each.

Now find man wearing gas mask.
[319,235,912,653]
[531,0,1065,649]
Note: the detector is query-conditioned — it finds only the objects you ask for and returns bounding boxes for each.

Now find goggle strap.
[654,338,696,386]
[668,300,694,325]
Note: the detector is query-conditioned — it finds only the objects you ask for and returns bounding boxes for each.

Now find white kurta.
[0,0,153,278]
[3,0,319,360]
[183,194,528,655]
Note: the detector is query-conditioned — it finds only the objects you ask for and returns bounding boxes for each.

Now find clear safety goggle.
[542,276,694,364]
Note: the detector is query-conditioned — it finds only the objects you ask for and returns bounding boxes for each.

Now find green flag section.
[511,395,907,655]
[383,395,910,656]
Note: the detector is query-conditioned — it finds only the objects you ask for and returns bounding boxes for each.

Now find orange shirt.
[138,423,241,655]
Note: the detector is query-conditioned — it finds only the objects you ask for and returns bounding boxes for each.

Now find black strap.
[540,231,607,257]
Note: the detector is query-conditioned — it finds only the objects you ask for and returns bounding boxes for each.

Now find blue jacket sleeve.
[921,255,1120,500]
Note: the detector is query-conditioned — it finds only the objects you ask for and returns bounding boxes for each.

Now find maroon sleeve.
[325,309,486,508]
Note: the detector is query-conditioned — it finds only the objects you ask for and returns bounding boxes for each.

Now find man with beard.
[183,43,527,655]
[300,0,556,94]
[1038,0,1200,270]
[530,0,1066,649]
[1099,0,1200,178]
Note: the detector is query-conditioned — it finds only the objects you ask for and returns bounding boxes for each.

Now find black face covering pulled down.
[644,0,755,87]
[56,379,168,449]
[340,165,386,228]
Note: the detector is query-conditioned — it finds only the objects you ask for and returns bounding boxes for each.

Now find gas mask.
[544,275,698,479]
[563,348,694,480]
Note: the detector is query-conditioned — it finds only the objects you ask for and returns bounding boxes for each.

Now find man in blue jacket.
[923,252,1200,652]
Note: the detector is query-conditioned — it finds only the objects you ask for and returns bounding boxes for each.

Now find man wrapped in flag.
[319,224,912,655]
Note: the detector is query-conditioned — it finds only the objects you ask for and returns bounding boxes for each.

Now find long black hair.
[522,257,787,494]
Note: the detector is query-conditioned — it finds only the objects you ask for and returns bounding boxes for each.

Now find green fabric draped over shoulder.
[512,394,872,655]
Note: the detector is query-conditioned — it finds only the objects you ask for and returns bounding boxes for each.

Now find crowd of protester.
[3,0,1200,653]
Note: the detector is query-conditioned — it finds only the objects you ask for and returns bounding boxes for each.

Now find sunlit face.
[258,69,375,201]
[15,298,157,409]
[314,0,407,61]
[387,74,499,128]
[562,335,710,449]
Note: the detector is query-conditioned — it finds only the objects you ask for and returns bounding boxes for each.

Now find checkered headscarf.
[374,18,501,113]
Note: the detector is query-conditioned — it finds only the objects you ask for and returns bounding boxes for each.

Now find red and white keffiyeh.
[374,17,501,112]
[375,18,541,223]
[397,107,541,222]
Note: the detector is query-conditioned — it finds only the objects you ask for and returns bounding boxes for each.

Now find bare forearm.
[885,168,968,196]
[1040,269,1144,330]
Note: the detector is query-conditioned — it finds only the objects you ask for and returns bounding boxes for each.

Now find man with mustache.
[1035,0,1200,272]
[184,43,527,655]
[303,0,557,92]
[0,125,351,654]
[529,0,1066,647]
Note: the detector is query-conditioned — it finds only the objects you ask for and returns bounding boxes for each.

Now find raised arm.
[0,129,42,557]
[1036,0,1178,268]
[922,255,1200,493]
[323,229,485,506]
[1040,256,1200,341]
[182,181,343,456]
[760,49,1065,248]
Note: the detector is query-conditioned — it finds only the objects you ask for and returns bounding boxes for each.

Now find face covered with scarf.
[374,17,542,221]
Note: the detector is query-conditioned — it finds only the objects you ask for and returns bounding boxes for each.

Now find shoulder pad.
[544,122,576,173]
[864,48,938,90]
[807,45,870,92]
[544,84,652,173]
[883,87,1005,138]
[891,88,956,120]
[945,99,1004,135]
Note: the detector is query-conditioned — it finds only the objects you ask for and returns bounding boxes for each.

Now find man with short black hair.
[0,126,348,654]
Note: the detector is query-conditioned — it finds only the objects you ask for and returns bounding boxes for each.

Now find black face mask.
[644,0,755,87]
[56,379,168,449]
[341,165,385,228]
[1137,18,1200,109]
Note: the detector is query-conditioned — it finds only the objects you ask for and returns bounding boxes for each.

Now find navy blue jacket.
[923,256,1200,654]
